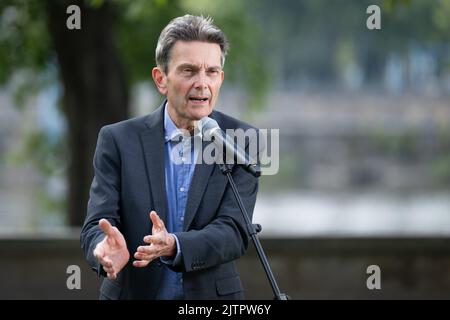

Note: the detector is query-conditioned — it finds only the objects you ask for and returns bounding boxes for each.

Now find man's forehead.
[172,39,221,50]
[170,41,221,60]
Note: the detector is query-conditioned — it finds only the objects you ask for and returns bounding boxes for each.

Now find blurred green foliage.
[259,152,302,192]
[370,129,419,160]
[2,0,450,108]
[246,0,450,89]
[0,0,270,110]
[0,1,50,84]
[5,125,68,224]
[7,129,67,176]
[1,0,450,221]
[0,0,272,223]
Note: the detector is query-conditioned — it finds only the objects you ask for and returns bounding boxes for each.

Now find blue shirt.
[156,105,202,299]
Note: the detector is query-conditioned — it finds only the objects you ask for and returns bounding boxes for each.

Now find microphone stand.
[218,163,290,300]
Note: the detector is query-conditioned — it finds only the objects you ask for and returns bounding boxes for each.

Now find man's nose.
[193,71,208,89]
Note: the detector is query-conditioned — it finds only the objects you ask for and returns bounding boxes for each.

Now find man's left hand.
[133,211,176,268]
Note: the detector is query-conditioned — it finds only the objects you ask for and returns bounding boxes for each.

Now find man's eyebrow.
[177,63,198,70]
[176,63,222,70]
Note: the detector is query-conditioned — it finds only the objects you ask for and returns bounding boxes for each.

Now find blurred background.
[0,0,449,299]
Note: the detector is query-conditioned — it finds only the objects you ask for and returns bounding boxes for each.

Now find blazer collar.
[140,101,168,223]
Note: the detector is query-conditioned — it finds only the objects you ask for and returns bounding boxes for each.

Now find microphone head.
[200,116,220,135]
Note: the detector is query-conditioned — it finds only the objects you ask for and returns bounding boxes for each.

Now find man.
[81,14,260,299]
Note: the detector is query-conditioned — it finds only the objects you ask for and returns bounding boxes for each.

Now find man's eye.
[183,68,193,73]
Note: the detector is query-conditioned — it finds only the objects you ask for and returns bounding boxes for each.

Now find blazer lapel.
[183,139,215,230]
[183,110,222,230]
[140,104,168,223]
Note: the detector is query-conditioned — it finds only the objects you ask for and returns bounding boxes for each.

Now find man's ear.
[152,67,168,95]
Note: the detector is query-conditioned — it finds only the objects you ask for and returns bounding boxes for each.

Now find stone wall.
[1,235,449,299]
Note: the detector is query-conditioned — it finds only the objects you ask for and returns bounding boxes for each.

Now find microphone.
[200,117,261,177]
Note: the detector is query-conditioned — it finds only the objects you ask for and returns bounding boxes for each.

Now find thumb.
[99,219,114,237]
[93,243,105,259]
[149,211,165,231]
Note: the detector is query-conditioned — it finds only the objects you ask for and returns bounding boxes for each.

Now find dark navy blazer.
[80,101,259,299]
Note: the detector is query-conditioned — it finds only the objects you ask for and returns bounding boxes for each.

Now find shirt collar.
[164,103,203,143]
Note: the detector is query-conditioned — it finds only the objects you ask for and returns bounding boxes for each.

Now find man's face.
[153,40,224,122]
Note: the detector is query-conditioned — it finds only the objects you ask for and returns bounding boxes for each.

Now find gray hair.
[155,14,229,73]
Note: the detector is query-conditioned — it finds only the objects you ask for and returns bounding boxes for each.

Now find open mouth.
[189,97,209,102]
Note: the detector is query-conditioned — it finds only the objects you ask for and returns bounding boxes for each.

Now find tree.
[0,0,268,227]
[46,0,128,226]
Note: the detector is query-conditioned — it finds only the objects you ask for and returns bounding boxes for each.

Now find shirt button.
[179,187,185,192]
[181,157,186,162]
[180,216,184,221]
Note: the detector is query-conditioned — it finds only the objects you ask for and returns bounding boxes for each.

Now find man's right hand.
[93,219,130,280]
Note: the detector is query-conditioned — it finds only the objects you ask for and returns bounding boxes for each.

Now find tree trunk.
[46,0,128,227]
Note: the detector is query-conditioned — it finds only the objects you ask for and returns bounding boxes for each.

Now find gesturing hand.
[133,211,176,268]
[93,219,130,279]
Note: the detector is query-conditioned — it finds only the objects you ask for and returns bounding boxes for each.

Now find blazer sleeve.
[80,126,123,277]
[172,134,261,273]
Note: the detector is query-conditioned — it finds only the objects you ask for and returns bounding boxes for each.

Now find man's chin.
[188,106,213,120]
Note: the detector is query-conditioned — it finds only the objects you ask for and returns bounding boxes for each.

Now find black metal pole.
[219,164,290,300]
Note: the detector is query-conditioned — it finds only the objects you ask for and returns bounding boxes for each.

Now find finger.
[143,235,160,244]
[103,266,114,274]
[107,272,117,280]
[99,257,113,268]
[133,260,150,268]
[136,245,158,255]
[93,245,104,259]
[134,251,153,261]
[134,248,158,260]
[106,226,123,246]
[99,219,113,236]
[149,211,158,227]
